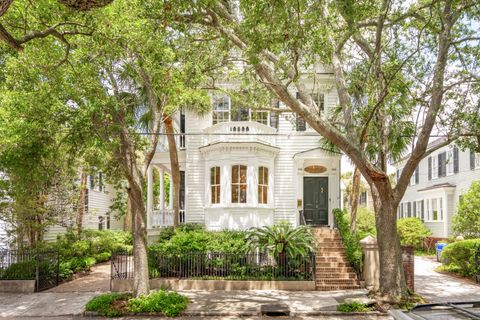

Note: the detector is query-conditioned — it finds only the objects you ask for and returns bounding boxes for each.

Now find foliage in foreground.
[337,302,373,312]
[397,218,432,248]
[246,221,315,258]
[85,290,188,317]
[348,207,377,239]
[453,181,480,239]
[441,239,480,278]
[334,209,363,273]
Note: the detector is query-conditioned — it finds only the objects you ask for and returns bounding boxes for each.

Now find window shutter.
[269,99,279,129]
[415,167,419,184]
[413,201,416,217]
[407,202,411,217]
[428,157,432,180]
[438,153,446,178]
[471,150,475,170]
[453,146,459,173]
[421,200,424,220]
[295,92,306,131]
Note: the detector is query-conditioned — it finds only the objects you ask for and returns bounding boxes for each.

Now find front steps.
[313,228,361,291]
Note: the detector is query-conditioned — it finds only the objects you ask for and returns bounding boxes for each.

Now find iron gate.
[36,250,59,291]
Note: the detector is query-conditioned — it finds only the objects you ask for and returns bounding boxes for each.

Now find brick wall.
[402,246,414,292]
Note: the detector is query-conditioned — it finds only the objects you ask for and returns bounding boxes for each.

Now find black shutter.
[438,152,446,178]
[407,202,412,217]
[295,92,306,131]
[269,99,279,129]
[413,202,417,217]
[453,146,459,173]
[415,167,419,184]
[471,150,475,170]
[421,200,424,220]
[428,157,432,180]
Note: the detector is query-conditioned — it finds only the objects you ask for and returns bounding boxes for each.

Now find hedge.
[441,239,480,278]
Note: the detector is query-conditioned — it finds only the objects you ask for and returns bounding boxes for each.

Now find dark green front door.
[303,177,328,225]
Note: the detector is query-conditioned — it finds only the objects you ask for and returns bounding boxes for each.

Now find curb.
[84,310,387,317]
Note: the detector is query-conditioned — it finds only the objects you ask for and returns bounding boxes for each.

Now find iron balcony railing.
[112,250,315,281]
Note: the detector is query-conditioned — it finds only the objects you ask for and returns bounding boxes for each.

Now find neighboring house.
[394,138,480,237]
[147,68,342,239]
[44,172,124,241]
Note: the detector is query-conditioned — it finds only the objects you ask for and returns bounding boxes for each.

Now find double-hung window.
[210,167,221,204]
[258,167,268,204]
[212,95,230,125]
[232,165,247,203]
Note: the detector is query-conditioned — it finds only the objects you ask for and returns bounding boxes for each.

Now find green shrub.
[337,302,373,312]
[397,218,431,248]
[94,252,112,263]
[453,181,480,238]
[441,239,480,277]
[177,223,204,233]
[0,260,36,279]
[333,209,363,273]
[156,226,175,242]
[85,292,132,317]
[127,290,188,317]
[353,207,376,239]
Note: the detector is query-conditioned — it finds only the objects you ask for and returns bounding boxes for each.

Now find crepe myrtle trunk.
[127,179,150,297]
[370,180,407,302]
[164,116,180,227]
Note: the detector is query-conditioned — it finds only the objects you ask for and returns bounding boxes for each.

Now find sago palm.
[246,222,315,259]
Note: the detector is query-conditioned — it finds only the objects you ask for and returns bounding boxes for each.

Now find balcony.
[203,121,277,147]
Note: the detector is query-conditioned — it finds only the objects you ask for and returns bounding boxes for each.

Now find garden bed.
[85,290,188,317]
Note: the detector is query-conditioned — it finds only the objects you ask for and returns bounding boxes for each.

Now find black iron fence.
[0,249,59,291]
[111,250,315,281]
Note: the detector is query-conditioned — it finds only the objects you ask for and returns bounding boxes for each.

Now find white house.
[394,138,480,238]
[44,172,124,241]
[146,70,342,238]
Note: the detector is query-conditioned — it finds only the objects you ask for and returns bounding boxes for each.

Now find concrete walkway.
[180,289,372,316]
[415,256,480,303]
[47,262,110,293]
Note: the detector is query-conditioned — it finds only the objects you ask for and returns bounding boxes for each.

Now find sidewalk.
[0,289,389,318]
[415,256,480,303]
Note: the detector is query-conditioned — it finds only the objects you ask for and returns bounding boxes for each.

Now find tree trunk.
[76,169,87,235]
[124,195,132,232]
[370,181,407,302]
[164,116,180,227]
[350,166,361,233]
[127,179,150,297]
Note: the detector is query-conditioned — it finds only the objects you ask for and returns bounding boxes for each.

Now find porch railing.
[150,209,185,228]
[112,250,315,281]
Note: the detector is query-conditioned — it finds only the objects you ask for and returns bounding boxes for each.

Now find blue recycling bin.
[436,243,447,262]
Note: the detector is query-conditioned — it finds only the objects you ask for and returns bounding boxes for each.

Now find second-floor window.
[210,167,221,204]
[232,165,247,203]
[89,172,105,192]
[410,167,419,186]
[258,166,268,204]
[212,95,230,125]
[470,150,480,170]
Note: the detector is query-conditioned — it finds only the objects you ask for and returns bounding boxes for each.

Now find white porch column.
[147,165,153,229]
[159,168,165,210]
[169,173,173,209]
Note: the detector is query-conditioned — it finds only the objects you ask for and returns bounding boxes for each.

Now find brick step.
[315,252,347,258]
[316,247,346,252]
[315,267,356,273]
[315,262,351,268]
[315,272,357,279]
[316,278,359,285]
[315,257,349,263]
[316,285,361,291]
[316,242,344,246]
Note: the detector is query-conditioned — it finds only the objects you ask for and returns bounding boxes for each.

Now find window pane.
[240,184,247,203]
[232,165,239,183]
[232,185,239,203]
[262,186,268,204]
[258,167,263,184]
[264,168,268,184]
[215,167,220,184]
[240,165,247,183]
[210,168,215,184]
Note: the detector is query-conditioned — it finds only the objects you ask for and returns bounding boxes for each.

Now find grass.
[85,290,188,317]
[337,302,373,312]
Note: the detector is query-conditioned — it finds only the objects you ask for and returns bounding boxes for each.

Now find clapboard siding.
[180,81,341,229]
